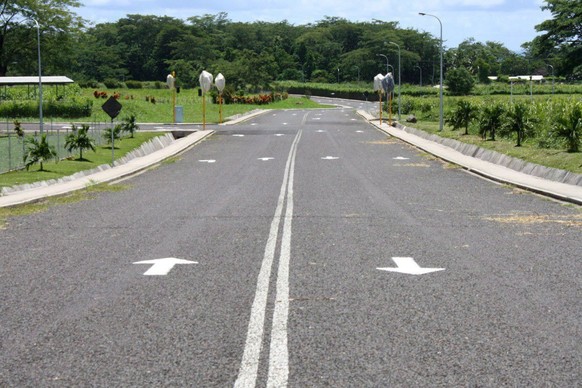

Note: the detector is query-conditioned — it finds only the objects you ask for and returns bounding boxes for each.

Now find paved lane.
[1,106,580,387]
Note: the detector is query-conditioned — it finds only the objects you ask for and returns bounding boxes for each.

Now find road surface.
[1,106,580,387]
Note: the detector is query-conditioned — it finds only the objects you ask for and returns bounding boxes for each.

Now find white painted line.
[267,129,300,387]
[133,258,197,276]
[316,130,326,133]
[377,257,445,275]
[283,122,288,125]
[199,160,216,163]
[233,134,245,137]
[258,157,274,161]
[275,134,285,137]
[235,130,302,388]
[393,157,410,160]
[321,156,339,160]
[356,130,364,133]
[251,123,258,126]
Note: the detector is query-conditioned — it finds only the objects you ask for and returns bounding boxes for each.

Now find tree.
[527,0,582,78]
[104,125,122,144]
[445,67,475,95]
[479,102,505,141]
[552,101,582,152]
[65,124,95,160]
[501,103,535,147]
[120,114,139,138]
[445,99,478,135]
[24,134,57,171]
[0,0,83,76]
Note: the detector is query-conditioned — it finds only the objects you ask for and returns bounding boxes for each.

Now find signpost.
[101,96,122,164]
[199,70,214,130]
[373,74,384,124]
[215,73,226,124]
[166,71,176,123]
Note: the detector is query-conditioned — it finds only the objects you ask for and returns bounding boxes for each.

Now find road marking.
[316,130,326,133]
[393,157,410,160]
[235,130,302,388]
[199,160,216,163]
[356,130,364,133]
[258,157,274,161]
[233,134,245,137]
[321,156,339,160]
[377,257,445,275]
[275,134,284,137]
[133,258,197,276]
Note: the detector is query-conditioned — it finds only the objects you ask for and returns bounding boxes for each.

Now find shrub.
[24,134,57,171]
[125,80,143,89]
[445,67,475,95]
[103,78,123,89]
[551,101,582,152]
[501,102,535,147]
[445,99,478,134]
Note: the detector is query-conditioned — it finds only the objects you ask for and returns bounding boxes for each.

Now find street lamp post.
[32,18,43,134]
[389,41,401,121]
[415,65,422,86]
[377,54,390,75]
[548,64,554,95]
[337,68,340,83]
[419,12,443,131]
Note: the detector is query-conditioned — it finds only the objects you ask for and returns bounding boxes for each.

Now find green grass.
[3,88,329,124]
[412,121,582,174]
[0,132,161,189]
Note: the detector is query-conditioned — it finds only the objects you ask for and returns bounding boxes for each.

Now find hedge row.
[0,98,93,118]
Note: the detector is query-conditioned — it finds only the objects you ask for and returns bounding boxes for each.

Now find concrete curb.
[358,110,582,205]
[0,130,214,208]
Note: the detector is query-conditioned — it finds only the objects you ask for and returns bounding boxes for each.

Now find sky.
[77,0,552,52]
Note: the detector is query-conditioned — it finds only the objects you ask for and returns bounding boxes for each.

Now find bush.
[103,78,123,89]
[445,67,475,95]
[125,80,143,89]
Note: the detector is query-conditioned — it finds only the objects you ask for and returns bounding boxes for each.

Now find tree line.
[1,1,580,91]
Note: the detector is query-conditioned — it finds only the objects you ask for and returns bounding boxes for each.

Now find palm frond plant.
[445,99,477,135]
[551,101,582,153]
[24,134,57,171]
[65,124,96,160]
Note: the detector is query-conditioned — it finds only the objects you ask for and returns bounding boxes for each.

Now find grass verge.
[410,121,582,174]
[0,132,161,189]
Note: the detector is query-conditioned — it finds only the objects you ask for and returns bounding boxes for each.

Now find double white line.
[235,130,302,388]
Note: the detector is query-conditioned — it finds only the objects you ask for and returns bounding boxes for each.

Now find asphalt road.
[1,105,580,387]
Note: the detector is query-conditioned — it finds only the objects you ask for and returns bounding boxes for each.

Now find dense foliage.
[2,1,580,89]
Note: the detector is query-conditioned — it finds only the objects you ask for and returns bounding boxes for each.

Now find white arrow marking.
[258,157,274,161]
[321,156,339,160]
[199,160,216,163]
[377,257,445,275]
[393,157,410,160]
[134,258,198,276]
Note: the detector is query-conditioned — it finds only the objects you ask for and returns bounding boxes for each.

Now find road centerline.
[235,129,302,388]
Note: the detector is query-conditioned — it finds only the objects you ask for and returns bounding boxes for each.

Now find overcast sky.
[77,0,551,52]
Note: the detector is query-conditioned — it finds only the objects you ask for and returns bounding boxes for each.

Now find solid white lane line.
[267,130,301,387]
[234,130,302,388]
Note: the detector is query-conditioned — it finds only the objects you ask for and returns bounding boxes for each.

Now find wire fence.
[0,119,110,174]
